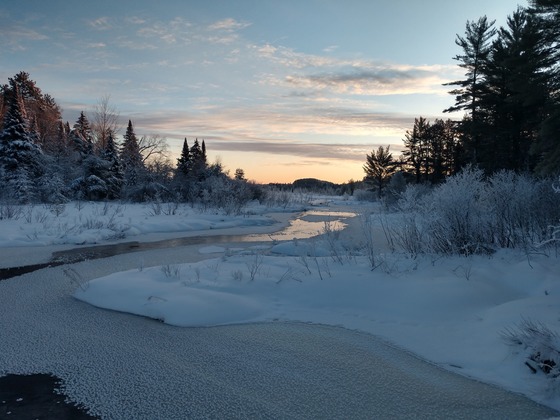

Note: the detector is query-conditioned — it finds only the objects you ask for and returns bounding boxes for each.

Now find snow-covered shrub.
[484,172,560,250]
[354,189,377,202]
[384,171,407,208]
[0,202,22,220]
[384,183,431,256]
[424,166,491,255]
[502,319,560,382]
[199,176,253,215]
[261,188,293,209]
[387,168,560,256]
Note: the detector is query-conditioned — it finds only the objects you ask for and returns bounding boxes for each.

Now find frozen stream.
[0,210,355,279]
[0,209,558,418]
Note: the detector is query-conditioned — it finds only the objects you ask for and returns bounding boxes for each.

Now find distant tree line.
[364,0,560,197]
[0,72,259,209]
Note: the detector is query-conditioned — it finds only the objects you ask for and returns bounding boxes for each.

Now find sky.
[1,0,525,184]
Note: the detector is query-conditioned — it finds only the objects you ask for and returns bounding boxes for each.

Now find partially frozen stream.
[0,209,357,279]
[1,209,558,418]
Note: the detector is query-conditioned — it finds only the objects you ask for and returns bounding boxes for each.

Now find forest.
[363,2,560,197]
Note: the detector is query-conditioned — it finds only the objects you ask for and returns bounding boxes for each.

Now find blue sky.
[1,0,524,183]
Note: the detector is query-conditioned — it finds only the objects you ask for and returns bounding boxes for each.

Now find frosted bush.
[502,319,560,384]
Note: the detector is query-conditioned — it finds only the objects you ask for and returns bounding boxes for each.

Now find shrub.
[502,319,560,379]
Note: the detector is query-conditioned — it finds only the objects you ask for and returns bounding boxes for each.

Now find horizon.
[1,0,524,183]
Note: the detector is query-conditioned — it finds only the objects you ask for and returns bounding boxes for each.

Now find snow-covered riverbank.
[1,199,559,416]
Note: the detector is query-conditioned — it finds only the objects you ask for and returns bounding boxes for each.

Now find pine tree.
[0,81,44,202]
[402,117,431,183]
[481,8,554,172]
[444,16,496,164]
[363,145,395,198]
[529,0,560,174]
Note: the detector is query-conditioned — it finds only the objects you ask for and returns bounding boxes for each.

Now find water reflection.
[247,210,356,241]
[1,210,357,279]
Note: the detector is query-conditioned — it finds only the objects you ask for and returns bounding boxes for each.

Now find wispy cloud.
[0,25,48,51]
[207,18,251,32]
[285,67,444,96]
[87,17,112,31]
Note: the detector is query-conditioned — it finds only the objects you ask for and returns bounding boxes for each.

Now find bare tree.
[92,94,120,150]
[138,134,169,164]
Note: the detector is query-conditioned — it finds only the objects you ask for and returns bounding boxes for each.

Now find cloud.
[0,25,48,51]
[252,43,455,96]
[286,67,444,95]
[87,17,112,30]
[207,18,251,32]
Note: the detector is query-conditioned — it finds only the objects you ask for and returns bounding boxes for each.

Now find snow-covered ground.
[1,198,559,415]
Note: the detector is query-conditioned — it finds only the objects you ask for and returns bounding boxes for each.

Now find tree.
[70,111,94,159]
[481,8,555,172]
[92,95,120,151]
[0,80,44,202]
[100,131,124,199]
[444,16,496,164]
[189,138,208,181]
[402,117,431,183]
[138,134,169,165]
[528,0,560,175]
[0,72,63,154]
[363,145,395,198]
[234,168,245,181]
[120,120,144,187]
[176,138,191,177]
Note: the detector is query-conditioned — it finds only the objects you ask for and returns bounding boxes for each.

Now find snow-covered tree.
[70,111,94,159]
[100,132,124,199]
[121,120,144,187]
[0,81,44,202]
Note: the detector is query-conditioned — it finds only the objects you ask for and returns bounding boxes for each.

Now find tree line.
[364,0,560,197]
[0,72,257,207]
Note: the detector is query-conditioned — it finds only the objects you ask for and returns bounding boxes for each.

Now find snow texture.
[0,199,559,418]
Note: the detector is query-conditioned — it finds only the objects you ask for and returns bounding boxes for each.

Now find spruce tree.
[176,138,191,177]
[101,131,124,199]
[190,138,207,180]
[70,111,94,158]
[121,120,144,187]
[0,81,44,202]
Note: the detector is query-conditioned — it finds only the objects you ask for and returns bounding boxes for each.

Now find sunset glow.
[1,0,523,183]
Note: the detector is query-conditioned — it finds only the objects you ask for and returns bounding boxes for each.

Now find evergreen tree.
[363,145,395,198]
[0,81,44,202]
[444,16,496,164]
[70,111,94,159]
[402,117,431,183]
[100,131,124,199]
[176,138,191,177]
[529,0,560,174]
[121,120,144,187]
[0,72,63,152]
[189,138,207,180]
[481,8,554,172]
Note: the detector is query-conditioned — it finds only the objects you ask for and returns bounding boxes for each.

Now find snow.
[1,198,559,416]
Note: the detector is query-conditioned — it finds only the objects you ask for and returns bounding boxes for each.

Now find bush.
[502,319,560,379]
[387,168,560,255]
